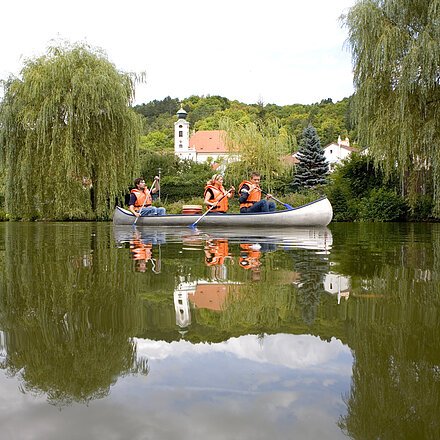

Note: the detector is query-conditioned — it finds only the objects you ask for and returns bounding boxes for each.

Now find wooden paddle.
[189,189,233,229]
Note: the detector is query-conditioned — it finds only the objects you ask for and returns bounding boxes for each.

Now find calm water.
[0,222,439,440]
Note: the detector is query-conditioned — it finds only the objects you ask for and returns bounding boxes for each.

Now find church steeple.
[176,105,187,120]
[174,104,195,160]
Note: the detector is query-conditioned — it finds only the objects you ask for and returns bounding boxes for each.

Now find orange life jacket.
[130,240,152,261]
[238,180,261,209]
[131,188,152,211]
[239,243,261,269]
[204,184,229,213]
[205,239,229,266]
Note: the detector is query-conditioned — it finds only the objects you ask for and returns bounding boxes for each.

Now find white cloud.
[135,333,352,374]
[0,0,355,105]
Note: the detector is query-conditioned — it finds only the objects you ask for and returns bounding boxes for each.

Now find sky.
[1,0,356,106]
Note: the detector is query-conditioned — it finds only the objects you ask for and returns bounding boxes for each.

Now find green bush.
[359,188,408,222]
[409,194,433,221]
[0,210,8,221]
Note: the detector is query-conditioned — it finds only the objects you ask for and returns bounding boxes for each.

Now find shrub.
[409,195,433,221]
[359,188,408,222]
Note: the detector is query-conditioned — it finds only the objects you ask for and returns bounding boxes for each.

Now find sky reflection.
[0,333,352,440]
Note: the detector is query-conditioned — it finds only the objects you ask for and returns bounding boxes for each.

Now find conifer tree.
[291,125,328,190]
[0,43,142,220]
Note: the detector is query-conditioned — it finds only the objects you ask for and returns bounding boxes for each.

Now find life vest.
[238,180,261,209]
[239,243,261,269]
[204,184,229,213]
[131,188,152,211]
[130,240,152,261]
[205,239,229,266]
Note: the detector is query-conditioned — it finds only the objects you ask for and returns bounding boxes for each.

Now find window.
[179,131,183,137]
[179,143,182,148]
[179,125,183,128]
[330,149,333,154]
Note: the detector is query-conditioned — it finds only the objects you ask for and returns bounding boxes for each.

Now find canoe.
[113,197,333,227]
[113,225,333,251]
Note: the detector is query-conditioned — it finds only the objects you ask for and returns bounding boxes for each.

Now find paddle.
[133,179,157,225]
[261,190,294,210]
[189,189,233,229]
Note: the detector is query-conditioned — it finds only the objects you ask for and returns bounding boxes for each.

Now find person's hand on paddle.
[265,193,273,200]
[228,186,235,197]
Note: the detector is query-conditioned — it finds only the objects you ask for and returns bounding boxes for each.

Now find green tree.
[342,0,440,215]
[0,43,142,220]
[140,131,173,152]
[220,118,291,191]
[292,125,328,190]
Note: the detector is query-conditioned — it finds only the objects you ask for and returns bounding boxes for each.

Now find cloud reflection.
[135,334,352,375]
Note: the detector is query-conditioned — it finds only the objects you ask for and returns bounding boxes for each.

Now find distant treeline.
[132,95,356,152]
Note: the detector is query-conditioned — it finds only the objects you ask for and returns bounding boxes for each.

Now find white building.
[173,282,195,328]
[323,136,357,171]
[323,273,351,304]
[174,107,196,161]
[174,108,237,166]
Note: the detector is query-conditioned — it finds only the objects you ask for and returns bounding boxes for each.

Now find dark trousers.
[240,200,276,213]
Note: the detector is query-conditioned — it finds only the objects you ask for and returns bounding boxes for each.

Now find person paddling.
[129,177,166,217]
[238,172,275,213]
[204,174,235,214]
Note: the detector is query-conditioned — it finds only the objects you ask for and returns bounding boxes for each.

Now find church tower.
[174,106,195,160]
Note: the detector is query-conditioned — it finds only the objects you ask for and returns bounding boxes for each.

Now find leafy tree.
[292,125,328,190]
[342,0,440,216]
[140,131,173,152]
[133,96,180,119]
[137,150,212,202]
[0,43,141,220]
[220,118,292,191]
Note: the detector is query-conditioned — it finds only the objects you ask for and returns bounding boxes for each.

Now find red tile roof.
[189,284,229,311]
[189,130,228,153]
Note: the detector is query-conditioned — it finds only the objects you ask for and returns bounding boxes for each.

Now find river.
[0,222,438,439]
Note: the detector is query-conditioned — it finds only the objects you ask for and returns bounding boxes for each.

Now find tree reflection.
[335,224,440,439]
[0,223,149,406]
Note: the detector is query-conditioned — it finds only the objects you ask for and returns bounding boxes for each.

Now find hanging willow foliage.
[220,117,291,191]
[0,43,142,220]
[342,0,440,216]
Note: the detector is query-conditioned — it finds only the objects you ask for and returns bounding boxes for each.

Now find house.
[324,136,358,171]
[174,107,238,167]
[323,273,351,304]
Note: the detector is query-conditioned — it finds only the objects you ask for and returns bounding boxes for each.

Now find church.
[174,107,237,166]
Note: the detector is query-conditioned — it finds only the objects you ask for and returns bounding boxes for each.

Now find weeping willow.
[342,0,440,216]
[220,117,291,190]
[0,43,142,220]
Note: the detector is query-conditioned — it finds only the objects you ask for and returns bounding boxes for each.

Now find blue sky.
[1,0,356,106]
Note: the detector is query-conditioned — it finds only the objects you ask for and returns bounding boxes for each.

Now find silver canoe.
[113,197,333,227]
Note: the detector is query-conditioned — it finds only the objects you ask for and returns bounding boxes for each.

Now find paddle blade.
[283,203,294,210]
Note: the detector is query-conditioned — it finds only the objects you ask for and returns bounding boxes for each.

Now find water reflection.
[0,223,149,407]
[0,222,439,438]
[129,229,165,273]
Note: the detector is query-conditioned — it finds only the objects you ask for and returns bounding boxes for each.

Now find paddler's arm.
[128,193,140,217]
[151,176,160,194]
[238,184,250,204]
